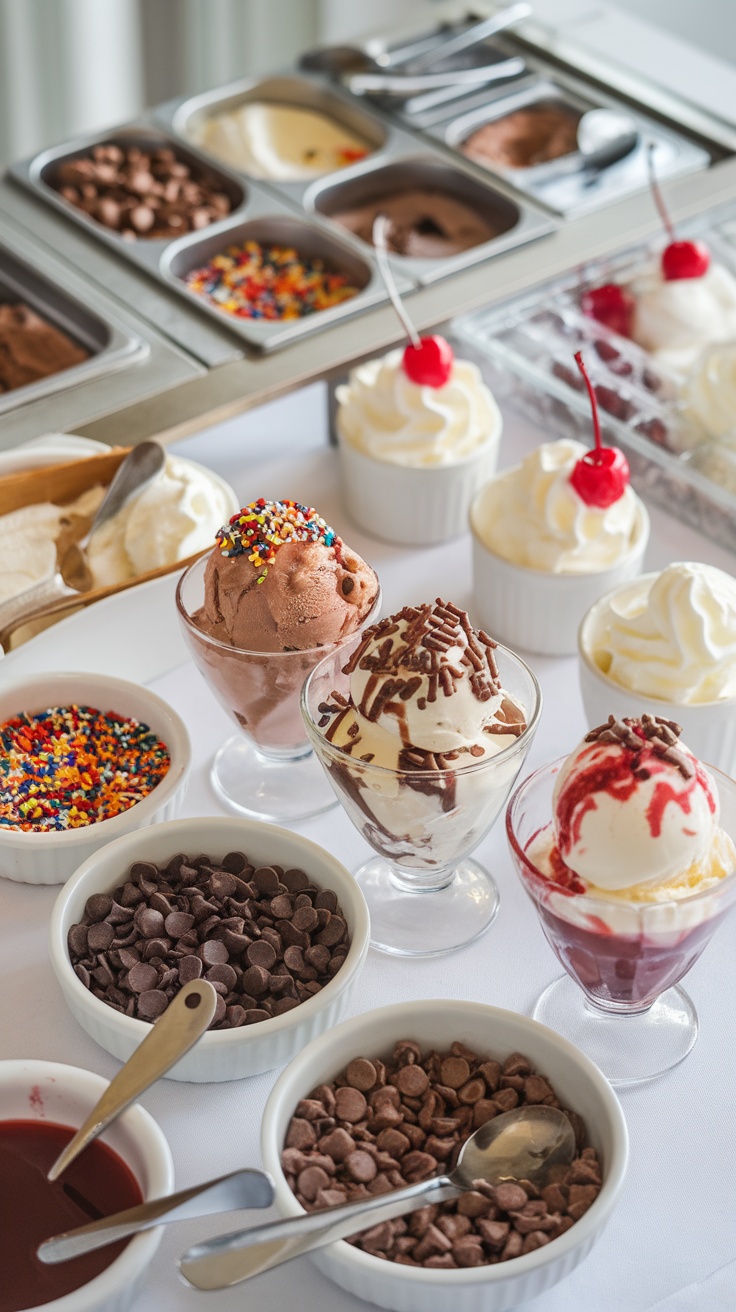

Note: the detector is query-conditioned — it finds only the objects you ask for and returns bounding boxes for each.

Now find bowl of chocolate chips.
[260,999,628,1312]
[49,815,370,1082]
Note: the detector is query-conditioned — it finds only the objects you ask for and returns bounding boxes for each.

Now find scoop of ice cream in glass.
[506,713,736,1085]
[301,599,541,956]
[176,498,380,822]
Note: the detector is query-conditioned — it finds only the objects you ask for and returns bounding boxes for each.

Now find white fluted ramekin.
[50,816,370,1083]
[0,672,190,885]
[261,999,628,1312]
[579,580,736,772]
[0,1058,173,1312]
[470,487,649,657]
[338,432,500,546]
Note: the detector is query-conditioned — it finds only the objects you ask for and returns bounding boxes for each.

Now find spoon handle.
[409,3,532,71]
[47,980,217,1182]
[179,1174,457,1290]
[38,1168,274,1263]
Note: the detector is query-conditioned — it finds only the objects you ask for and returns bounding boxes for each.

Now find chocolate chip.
[342,577,355,595]
[66,849,350,1032]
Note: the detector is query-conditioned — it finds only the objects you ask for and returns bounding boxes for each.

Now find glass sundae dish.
[302,599,541,957]
[507,713,736,1084]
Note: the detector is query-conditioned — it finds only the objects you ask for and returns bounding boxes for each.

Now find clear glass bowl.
[506,756,736,1085]
[176,555,381,823]
[301,633,541,957]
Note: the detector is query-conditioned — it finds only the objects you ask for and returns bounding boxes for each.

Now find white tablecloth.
[1,394,735,1312]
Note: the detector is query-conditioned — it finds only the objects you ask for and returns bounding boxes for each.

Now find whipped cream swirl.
[587,562,736,704]
[472,439,641,574]
[684,340,736,439]
[336,349,501,468]
[630,260,736,372]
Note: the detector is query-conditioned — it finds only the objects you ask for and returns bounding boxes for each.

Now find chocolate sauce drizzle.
[585,713,693,779]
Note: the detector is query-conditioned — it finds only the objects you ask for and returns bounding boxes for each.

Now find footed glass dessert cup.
[176,556,381,822]
[301,636,541,957]
[506,757,736,1085]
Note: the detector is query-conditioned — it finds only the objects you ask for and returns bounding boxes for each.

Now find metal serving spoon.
[47,978,217,1183]
[37,1169,274,1264]
[0,440,165,643]
[179,1105,576,1291]
[531,108,639,184]
[300,4,530,77]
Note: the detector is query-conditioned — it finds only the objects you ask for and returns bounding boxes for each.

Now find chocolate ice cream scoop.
[330,189,497,259]
[461,105,581,170]
[195,499,378,653]
[0,303,88,392]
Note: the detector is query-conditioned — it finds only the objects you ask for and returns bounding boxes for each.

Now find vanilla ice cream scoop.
[86,455,233,588]
[684,340,736,439]
[324,600,526,768]
[474,439,641,574]
[553,715,718,890]
[336,348,501,468]
[587,562,736,705]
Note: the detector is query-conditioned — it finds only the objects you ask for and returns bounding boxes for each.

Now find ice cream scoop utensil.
[533,109,638,184]
[346,59,525,96]
[59,440,166,591]
[179,1106,575,1290]
[38,1168,274,1264]
[47,980,217,1183]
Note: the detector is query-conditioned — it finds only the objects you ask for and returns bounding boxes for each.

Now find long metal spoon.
[301,3,530,77]
[179,1105,576,1291]
[0,440,165,640]
[37,1168,274,1264]
[47,978,217,1183]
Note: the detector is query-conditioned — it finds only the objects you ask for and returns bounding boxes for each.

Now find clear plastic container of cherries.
[453,194,736,553]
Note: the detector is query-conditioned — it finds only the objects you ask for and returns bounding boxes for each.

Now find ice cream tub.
[305,153,552,287]
[163,74,388,192]
[161,212,388,351]
[0,446,239,652]
[436,76,709,218]
[0,227,145,418]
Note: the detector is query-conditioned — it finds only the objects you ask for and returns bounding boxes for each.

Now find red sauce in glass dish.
[0,1119,143,1312]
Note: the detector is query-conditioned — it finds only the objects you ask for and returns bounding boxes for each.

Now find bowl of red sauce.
[0,1059,173,1312]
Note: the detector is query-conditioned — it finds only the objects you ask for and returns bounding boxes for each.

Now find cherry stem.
[372,214,421,350]
[574,351,602,460]
[646,142,675,243]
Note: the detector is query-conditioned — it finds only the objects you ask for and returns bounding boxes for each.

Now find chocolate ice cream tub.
[0,220,145,418]
[304,153,551,286]
[437,78,709,217]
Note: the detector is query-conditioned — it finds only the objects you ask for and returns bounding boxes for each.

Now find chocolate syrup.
[0,1119,143,1312]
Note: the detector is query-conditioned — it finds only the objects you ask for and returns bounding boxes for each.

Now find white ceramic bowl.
[50,816,371,1083]
[338,434,500,546]
[261,999,628,1312]
[0,1058,173,1312]
[470,486,649,657]
[0,672,191,885]
[579,578,736,772]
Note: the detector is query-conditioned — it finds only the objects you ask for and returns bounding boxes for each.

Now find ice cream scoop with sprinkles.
[0,704,170,832]
[215,498,340,583]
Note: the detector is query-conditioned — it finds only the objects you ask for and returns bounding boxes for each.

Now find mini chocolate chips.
[67,851,350,1028]
[282,1040,603,1267]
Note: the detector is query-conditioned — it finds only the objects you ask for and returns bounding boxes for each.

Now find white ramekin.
[0,672,191,885]
[0,1058,173,1312]
[579,578,736,772]
[338,431,500,546]
[261,999,629,1312]
[50,815,370,1083]
[470,485,649,657]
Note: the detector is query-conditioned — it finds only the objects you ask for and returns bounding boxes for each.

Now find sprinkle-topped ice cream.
[194,498,378,653]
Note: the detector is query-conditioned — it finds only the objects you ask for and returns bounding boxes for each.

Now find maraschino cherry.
[569,351,630,508]
[647,143,710,282]
[372,212,454,389]
[581,284,635,338]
